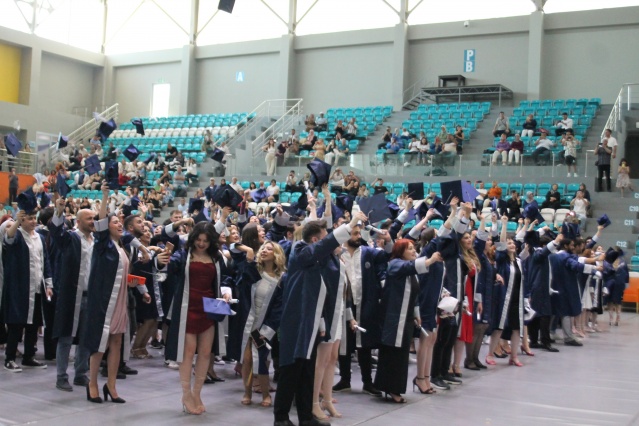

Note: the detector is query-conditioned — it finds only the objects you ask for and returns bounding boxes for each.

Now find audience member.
[492,111,510,137]
[521,114,537,138]
[531,130,555,165]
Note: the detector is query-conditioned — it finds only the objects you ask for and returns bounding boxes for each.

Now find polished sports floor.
[1,312,638,426]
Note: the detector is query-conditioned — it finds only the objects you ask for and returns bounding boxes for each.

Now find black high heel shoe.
[103,383,126,403]
[493,351,508,359]
[412,377,436,394]
[384,392,407,403]
[86,385,103,403]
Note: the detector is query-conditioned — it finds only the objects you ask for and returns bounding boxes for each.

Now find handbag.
[202,297,233,322]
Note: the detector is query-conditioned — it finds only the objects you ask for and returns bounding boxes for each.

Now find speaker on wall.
[218,0,235,13]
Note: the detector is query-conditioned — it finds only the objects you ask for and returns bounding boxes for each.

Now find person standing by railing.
[9,168,19,204]
[595,129,617,192]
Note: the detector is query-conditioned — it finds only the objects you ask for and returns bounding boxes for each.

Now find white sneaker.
[165,360,179,370]
[567,173,571,177]
[574,173,578,177]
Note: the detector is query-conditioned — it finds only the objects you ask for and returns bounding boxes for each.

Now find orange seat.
[623,275,639,313]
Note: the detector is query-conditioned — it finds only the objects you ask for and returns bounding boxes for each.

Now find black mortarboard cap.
[130,196,140,210]
[192,211,209,224]
[39,191,51,209]
[307,158,332,188]
[522,203,545,224]
[5,133,22,157]
[386,200,400,220]
[561,222,580,239]
[57,177,71,198]
[105,160,120,189]
[57,132,68,150]
[407,182,424,200]
[440,180,481,204]
[317,200,344,220]
[84,154,101,175]
[123,144,141,162]
[251,188,268,203]
[213,184,243,211]
[336,194,354,213]
[211,148,226,163]
[131,119,145,136]
[357,193,392,224]
[283,192,309,217]
[98,118,117,141]
[431,198,450,219]
[189,198,204,214]
[524,230,540,248]
[597,214,611,228]
[17,188,38,214]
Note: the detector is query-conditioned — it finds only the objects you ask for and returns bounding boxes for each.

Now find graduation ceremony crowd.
[0,140,631,426]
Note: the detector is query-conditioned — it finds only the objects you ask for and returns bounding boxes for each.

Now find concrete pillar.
[179,44,196,114]
[391,22,409,111]
[278,34,295,100]
[527,10,544,100]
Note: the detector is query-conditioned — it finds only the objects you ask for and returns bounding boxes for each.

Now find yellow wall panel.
[0,43,21,103]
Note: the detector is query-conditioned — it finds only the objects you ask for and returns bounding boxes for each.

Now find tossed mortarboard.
[39,191,51,209]
[144,152,157,165]
[251,188,268,203]
[307,158,332,188]
[105,160,120,189]
[57,178,71,199]
[597,214,611,228]
[213,184,243,211]
[97,118,117,141]
[357,193,392,224]
[189,198,204,214]
[407,182,425,201]
[431,198,451,219]
[57,132,69,150]
[17,188,38,214]
[123,144,141,162]
[336,194,354,213]
[4,133,22,157]
[131,119,145,136]
[561,222,580,239]
[386,200,400,220]
[317,200,344,220]
[440,180,481,204]
[130,196,140,210]
[211,148,226,163]
[84,155,102,175]
[522,203,545,224]
[283,192,309,217]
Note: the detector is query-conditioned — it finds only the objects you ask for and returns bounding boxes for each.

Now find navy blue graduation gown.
[549,251,595,317]
[474,231,494,326]
[279,224,350,367]
[525,242,557,317]
[494,244,526,331]
[418,238,444,331]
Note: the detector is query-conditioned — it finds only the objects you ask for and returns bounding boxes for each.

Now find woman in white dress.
[263,139,277,176]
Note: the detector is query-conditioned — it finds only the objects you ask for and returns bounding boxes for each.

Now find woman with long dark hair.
[157,221,232,415]
[374,239,441,403]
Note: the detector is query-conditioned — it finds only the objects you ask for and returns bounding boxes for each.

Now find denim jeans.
[56,296,90,381]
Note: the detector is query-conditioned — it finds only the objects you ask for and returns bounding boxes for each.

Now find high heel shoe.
[493,351,508,359]
[321,400,342,418]
[499,344,511,355]
[412,377,435,394]
[384,393,407,404]
[484,355,497,366]
[103,383,126,403]
[312,402,329,420]
[508,359,523,367]
[520,346,535,356]
[474,359,487,369]
[451,365,462,378]
[86,385,103,403]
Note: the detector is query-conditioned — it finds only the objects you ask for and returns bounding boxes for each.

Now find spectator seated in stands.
[173,166,187,196]
[453,125,465,154]
[372,178,389,194]
[555,112,574,137]
[312,138,326,161]
[284,170,300,193]
[492,111,511,137]
[345,118,358,140]
[185,158,198,184]
[522,190,536,208]
[165,142,178,162]
[334,120,346,139]
[266,179,280,202]
[492,133,510,166]
[578,183,592,216]
[508,133,524,165]
[355,183,369,202]
[437,125,449,145]
[305,113,316,132]
[325,138,349,165]
[560,130,579,177]
[378,126,393,149]
[169,151,185,170]
[315,112,328,132]
[157,166,172,186]
[521,114,537,138]
[385,138,401,154]
[507,191,522,221]
[229,177,243,194]
[399,127,412,144]
[329,168,346,193]
[100,142,117,162]
[344,177,360,197]
[570,190,589,231]
[344,170,360,191]
[541,183,561,210]
[417,137,430,165]
[435,134,457,165]
[483,180,504,212]
[300,129,317,151]
[404,137,420,166]
[204,178,218,201]
[531,130,555,165]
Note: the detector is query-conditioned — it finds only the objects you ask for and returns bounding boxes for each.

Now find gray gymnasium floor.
[1,313,639,426]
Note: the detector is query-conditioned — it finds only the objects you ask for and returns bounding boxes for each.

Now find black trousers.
[338,306,373,385]
[431,316,458,379]
[532,147,550,164]
[9,187,18,204]
[42,294,57,360]
[6,323,39,362]
[597,165,611,191]
[273,338,319,423]
[528,315,552,345]
[0,321,7,345]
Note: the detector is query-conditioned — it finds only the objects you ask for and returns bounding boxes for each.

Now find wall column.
[278,34,295,100]
[179,44,196,114]
[391,22,409,111]
[527,10,544,100]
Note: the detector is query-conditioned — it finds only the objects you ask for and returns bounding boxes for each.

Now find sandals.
[384,393,407,404]
[260,396,272,407]
[241,394,252,405]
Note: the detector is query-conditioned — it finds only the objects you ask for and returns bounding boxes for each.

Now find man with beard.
[333,223,392,396]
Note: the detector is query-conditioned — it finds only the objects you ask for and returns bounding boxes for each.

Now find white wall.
[195,53,280,113]
[40,53,96,114]
[113,62,181,120]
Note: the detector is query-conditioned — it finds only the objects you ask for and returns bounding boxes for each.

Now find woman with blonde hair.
[263,139,278,176]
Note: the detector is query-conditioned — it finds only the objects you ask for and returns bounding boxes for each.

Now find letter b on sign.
[464,49,475,73]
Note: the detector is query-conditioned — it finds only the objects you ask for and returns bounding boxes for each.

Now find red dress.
[186,261,217,334]
[458,267,476,343]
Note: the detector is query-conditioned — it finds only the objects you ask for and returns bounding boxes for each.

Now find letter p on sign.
[464,49,475,72]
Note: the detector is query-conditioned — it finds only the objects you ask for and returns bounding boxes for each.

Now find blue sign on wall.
[464,49,475,72]
[236,71,245,82]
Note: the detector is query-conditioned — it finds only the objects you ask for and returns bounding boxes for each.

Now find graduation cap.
[57,178,71,199]
[4,133,22,157]
[84,154,102,175]
[524,230,540,248]
[407,182,425,201]
[283,193,309,217]
[57,132,69,150]
[144,152,157,165]
[431,198,451,219]
[203,297,234,322]
[251,188,268,203]
[211,148,226,163]
[17,188,38,214]
[440,180,481,204]
[605,247,621,264]
[522,203,545,224]
[307,158,332,188]
[597,214,611,228]
[386,200,400,220]
[357,193,392,224]
[123,144,141,162]
[336,194,354,213]
[188,198,204,214]
[213,184,243,211]
[131,119,145,136]
[97,118,117,141]
[105,160,120,189]
[317,200,344,220]
[561,222,579,239]
[130,196,141,210]
[39,191,51,209]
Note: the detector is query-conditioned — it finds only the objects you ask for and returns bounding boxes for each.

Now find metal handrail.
[0,148,38,175]
[251,100,304,158]
[402,77,433,109]
[602,83,639,138]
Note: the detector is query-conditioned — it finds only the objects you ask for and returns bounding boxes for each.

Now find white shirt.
[230,182,243,193]
[52,213,94,292]
[603,136,618,149]
[342,248,362,306]
[572,198,587,216]
[409,140,420,152]
[558,118,573,129]
[18,229,46,293]
[535,138,555,150]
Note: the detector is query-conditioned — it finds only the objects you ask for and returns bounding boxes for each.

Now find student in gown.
[235,241,284,407]
[84,184,141,403]
[49,197,94,390]
[274,212,363,426]
[158,221,232,415]
[374,239,442,403]
[603,247,628,326]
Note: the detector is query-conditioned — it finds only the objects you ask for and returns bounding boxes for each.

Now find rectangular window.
[151,83,170,117]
